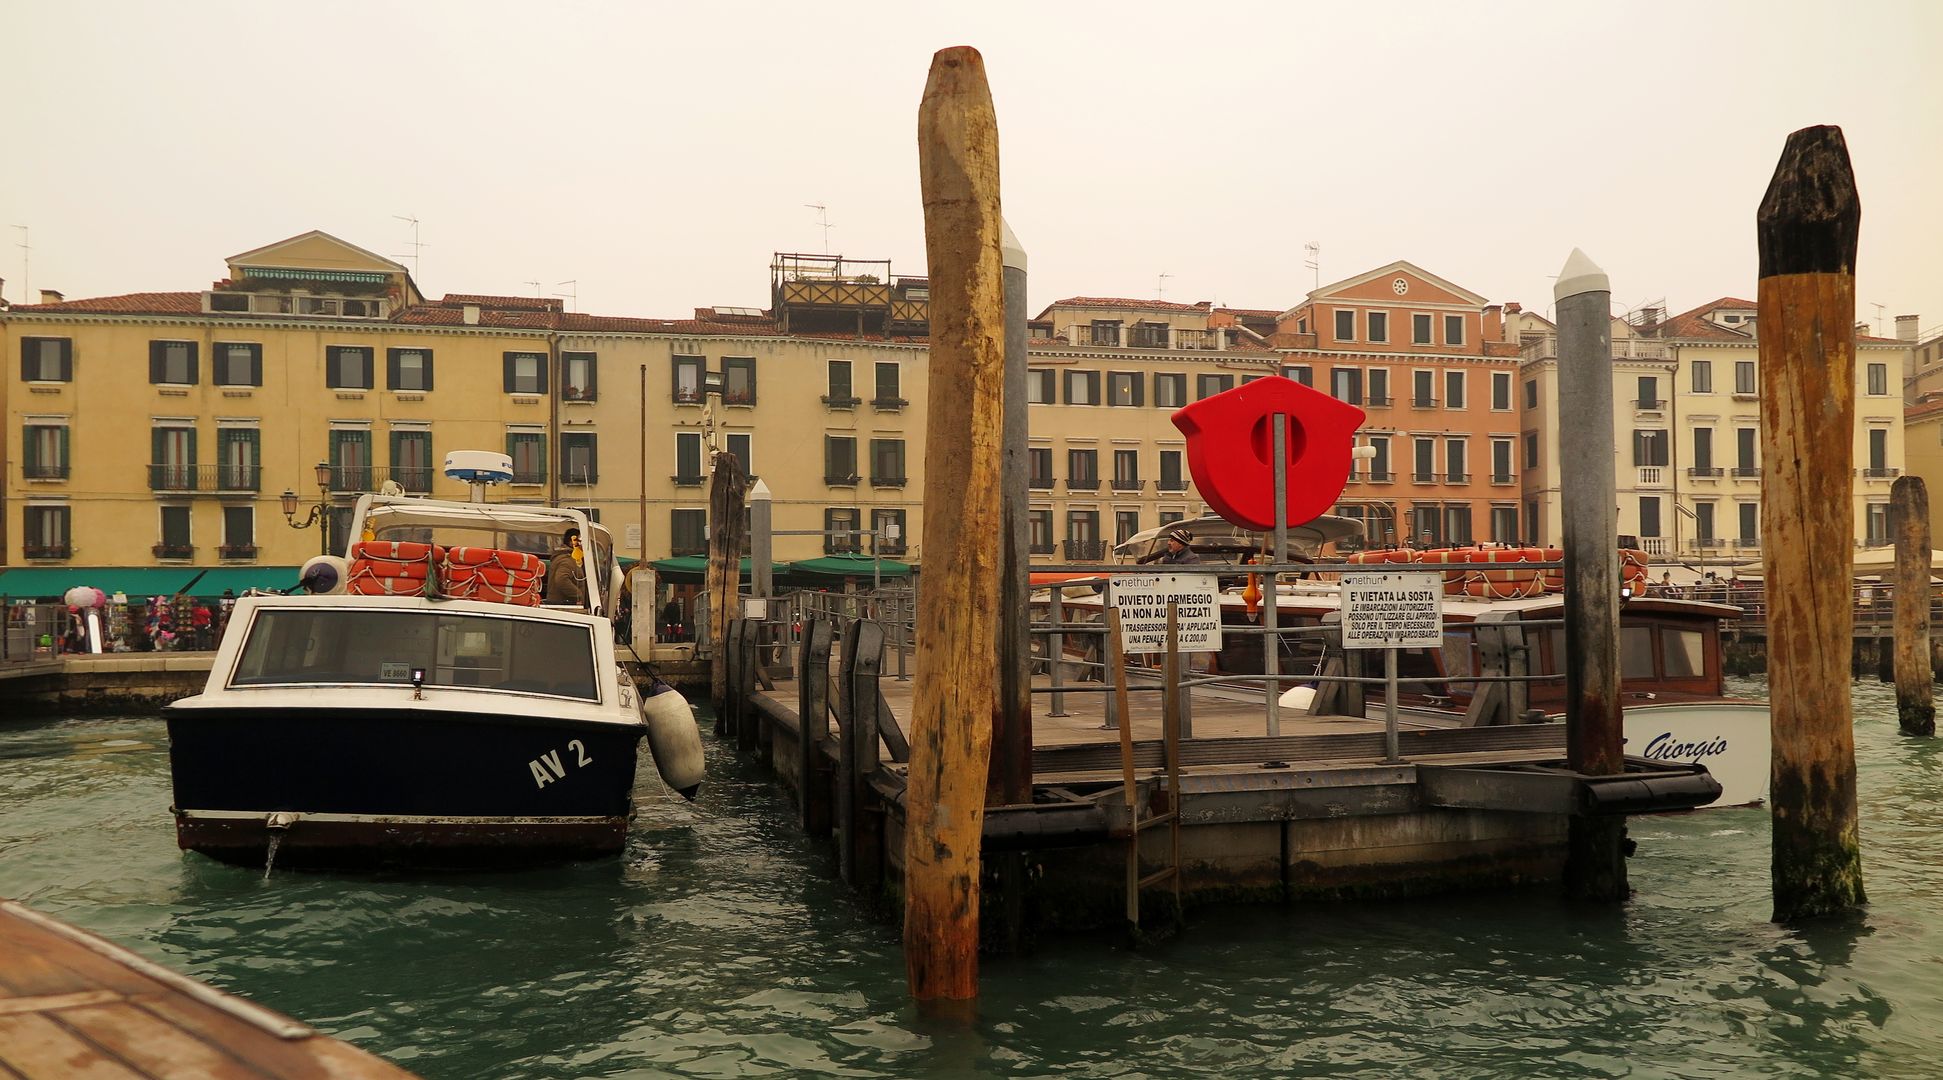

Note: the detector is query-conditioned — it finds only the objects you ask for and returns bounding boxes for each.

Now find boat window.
[230,609,599,701]
[1662,627,1706,678]
[1620,625,1656,680]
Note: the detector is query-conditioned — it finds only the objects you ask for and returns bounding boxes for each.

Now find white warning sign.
[1341,571,1443,649]
[1110,573,1223,654]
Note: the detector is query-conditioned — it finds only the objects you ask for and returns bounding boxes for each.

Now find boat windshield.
[229,609,599,701]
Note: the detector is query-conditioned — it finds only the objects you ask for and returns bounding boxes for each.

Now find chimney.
[1640,306,1662,326]
[1897,314,1920,342]
[462,304,481,326]
[1482,303,1504,342]
[1856,321,1871,337]
[38,289,64,305]
[1504,301,1522,315]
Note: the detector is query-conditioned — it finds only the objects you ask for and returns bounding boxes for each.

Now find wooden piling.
[1893,476,1935,736]
[798,618,835,835]
[839,621,886,889]
[1554,247,1628,902]
[1758,124,1867,921]
[907,44,1006,1007]
[706,450,749,711]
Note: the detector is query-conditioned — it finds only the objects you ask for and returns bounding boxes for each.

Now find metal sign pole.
[1384,646,1401,763]
[1266,413,1286,736]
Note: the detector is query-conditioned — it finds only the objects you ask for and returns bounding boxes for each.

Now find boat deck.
[0,900,415,1079]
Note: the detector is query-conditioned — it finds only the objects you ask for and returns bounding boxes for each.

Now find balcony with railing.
[1641,537,1671,556]
[1731,466,1761,478]
[1734,537,1761,548]
[1491,472,1515,485]
[821,394,862,409]
[1111,478,1146,492]
[375,465,434,493]
[22,463,69,481]
[1174,328,1222,351]
[1066,477,1100,492]
[1636,466,1667,487]
[152,543,195,560]
[1518,334,1670,362]
[1028,538,1056,555]
[510,468,545,485]
[1064,539,1107,561]
[675,472,707,487]
[1412,471,1437,483]
[1411,396,1439,410]
[1126,326,1170,349]
[1687,466,1725,479]
[218,543,258,560]
[1028,474,1054,491]
[871,473,908,488]
[1366,394,1393,407]
[1860,467,1901,480]
[327,464,373,493]
[1446,471,1470,484]
[148,463,263,493]
[1368,470,1395,483]
[1157,477,1190,492]
[1633,398,1664,414]
[22,543,71,560]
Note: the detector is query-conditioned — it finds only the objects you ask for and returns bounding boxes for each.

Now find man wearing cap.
[546,527,587,605]
[1156,528,1199,565]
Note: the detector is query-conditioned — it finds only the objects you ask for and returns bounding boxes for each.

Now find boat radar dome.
[443,450,515,485]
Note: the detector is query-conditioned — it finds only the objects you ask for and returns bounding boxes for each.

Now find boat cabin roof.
[1114,513,1366,563]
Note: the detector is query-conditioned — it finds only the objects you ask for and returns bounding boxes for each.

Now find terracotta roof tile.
[439,293,564,312]
[7,291,203,315]
[1036,296,1213,319]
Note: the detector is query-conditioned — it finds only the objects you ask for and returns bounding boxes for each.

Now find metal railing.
[148,463,263,492]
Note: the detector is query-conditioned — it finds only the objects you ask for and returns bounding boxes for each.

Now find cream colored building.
[1516,296,1913,559]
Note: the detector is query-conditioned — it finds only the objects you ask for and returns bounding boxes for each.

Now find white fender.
[642,681,704,799]
[1279,684,1317,712]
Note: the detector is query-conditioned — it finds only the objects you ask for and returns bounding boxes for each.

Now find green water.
[3,679,1941,1079]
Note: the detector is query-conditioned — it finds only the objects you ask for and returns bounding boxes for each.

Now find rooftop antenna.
[553,279,578,312]
[1157,271,1172,300]
[805,203,834,254]
[523,280,544,298]
[1303,241,1320,291]
[11,225,28,302]
[392,215,426,280]
[1872,301,1886,337]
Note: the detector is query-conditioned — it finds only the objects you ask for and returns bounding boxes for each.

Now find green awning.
[646,555,785,584]
[782,554,912,580]
[184,566,306,597]
[0,566,204,601]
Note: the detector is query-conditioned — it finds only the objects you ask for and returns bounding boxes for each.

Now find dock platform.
[0,900,414,1079]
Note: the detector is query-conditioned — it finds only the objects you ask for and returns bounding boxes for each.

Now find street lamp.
[281,461,335,556]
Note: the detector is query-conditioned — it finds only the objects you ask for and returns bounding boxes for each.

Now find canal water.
[3,678,1940,1079]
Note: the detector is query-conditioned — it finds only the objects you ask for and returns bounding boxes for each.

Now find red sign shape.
[1171,377,1366,532]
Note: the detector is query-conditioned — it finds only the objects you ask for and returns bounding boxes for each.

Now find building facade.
[1516,296,1913,557]
[1272,261,1526,547]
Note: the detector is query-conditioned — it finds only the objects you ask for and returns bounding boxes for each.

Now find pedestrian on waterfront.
[218,589,236,636]
[546,527,587,606]
[661,596,684,641]
[190,602,213,649]
[1156,528,1199,565]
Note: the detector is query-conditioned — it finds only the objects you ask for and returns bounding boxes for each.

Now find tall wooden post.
[706,450,749,711]
[987,219,1033,955]
[1892,475,1935,736]
[1759,124,1867,921]
[906,45,1005,1008]
[1554,248,1627,901]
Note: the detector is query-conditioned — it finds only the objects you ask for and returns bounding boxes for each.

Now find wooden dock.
[0,900,415,1079]
[719,614,1590,934]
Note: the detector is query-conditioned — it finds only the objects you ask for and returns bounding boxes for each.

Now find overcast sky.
[5,1,1938,335]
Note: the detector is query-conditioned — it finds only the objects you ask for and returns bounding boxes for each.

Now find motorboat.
[1045,516,1769,807]
[165,451,705,867]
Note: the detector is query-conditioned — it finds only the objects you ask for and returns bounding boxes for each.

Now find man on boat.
[546,528,587,605]
[1156,528,1199,565]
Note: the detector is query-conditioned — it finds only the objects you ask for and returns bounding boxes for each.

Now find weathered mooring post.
[1555,248,1627,902]
[989,219,1033,952]
[1892,476,1935,736]
[907,44,1005,1008]
[1758,124,1867,921]
[706,450,749,711]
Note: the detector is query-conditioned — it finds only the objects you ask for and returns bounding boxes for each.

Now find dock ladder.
[1106,605,1184,938]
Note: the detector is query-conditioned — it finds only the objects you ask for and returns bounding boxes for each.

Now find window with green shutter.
[216,428,259,491]
[329,429,372,491]
[507,431,545,483]
[390,430,433,492]
[22,424,69,480]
